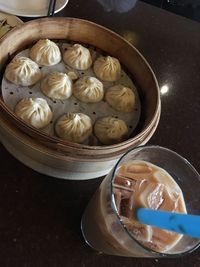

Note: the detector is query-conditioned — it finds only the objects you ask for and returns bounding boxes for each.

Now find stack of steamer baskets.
[0,18,161,180]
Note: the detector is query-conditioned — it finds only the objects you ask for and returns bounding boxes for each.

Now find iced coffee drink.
[81,146,200,257]
[113,160,186,253]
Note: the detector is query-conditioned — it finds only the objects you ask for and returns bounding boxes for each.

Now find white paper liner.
[1,42,141,145]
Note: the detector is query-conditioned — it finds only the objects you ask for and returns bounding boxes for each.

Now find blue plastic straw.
[136,208,200,239]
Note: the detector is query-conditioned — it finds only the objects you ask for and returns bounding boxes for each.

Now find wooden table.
[0,1,200,266]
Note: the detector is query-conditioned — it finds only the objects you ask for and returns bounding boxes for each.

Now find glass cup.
[81,145,200,257]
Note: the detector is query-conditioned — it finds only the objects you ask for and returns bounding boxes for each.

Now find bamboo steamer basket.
[0,18,161,179]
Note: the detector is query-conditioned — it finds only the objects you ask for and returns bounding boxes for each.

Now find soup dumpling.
[5,56,41,86]
[73,76,104,103]
[63,44,92,70]
[41,72,72,100]
[30,39,61,66]
[55,112,92,143]
[105,84,135,113]
[94,116,128,145]
[15,98,52,129]
[93,56,121,82]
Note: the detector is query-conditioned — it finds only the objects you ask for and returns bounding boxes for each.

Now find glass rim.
[110,145,200,257]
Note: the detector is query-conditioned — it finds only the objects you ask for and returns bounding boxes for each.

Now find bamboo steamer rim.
[0,17,161,154]
[0,106,160,162]
[0,106,160,160]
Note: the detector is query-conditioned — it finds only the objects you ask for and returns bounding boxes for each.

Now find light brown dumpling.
[73,76,104,103]
[94,116,128,145]
[105,84,135,112]
[5,56,41,86]
[15,98,52,129]
[93,56,121,82]
[30,39,61,66]
[63,44,92,70]
[41,72,72,100]
[55,112,92,143]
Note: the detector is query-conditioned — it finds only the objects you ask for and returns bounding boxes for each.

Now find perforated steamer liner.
[2,46,141,145]
[0,18,160,160]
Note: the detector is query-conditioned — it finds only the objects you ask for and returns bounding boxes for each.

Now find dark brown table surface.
[1,0,200,266]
